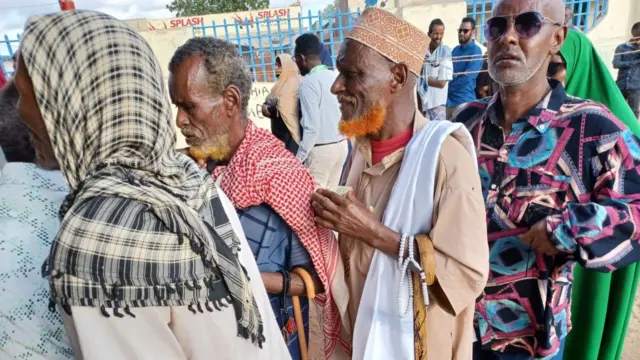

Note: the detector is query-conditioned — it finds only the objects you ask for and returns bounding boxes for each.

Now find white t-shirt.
[423,44,454,110]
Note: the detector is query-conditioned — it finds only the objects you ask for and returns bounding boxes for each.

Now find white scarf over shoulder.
[352,120,477,360]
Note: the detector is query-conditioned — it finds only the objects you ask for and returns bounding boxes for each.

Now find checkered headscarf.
[20,10,264,345]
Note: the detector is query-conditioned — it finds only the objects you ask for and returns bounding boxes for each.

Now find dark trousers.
[623,89,640,120]
[473,338,566,360]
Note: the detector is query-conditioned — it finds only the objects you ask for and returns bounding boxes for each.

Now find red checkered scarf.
[213,121,348,357]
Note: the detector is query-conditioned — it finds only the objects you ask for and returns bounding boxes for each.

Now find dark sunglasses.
[484,11,562,42]
[547,61,565,77]
[458,28,471,34]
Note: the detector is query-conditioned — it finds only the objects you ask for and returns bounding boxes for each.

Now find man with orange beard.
[311,8,489,360]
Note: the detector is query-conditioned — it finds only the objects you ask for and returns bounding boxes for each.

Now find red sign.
[257,8,291,19]
[169,17,204,28]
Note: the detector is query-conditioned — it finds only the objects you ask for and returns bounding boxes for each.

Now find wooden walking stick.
[292,267,316,360]
[412,234,437,360]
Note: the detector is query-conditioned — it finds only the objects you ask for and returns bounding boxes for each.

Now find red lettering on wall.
[169,17,204,28]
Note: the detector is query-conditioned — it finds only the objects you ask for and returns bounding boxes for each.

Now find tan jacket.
[340,113,489,360]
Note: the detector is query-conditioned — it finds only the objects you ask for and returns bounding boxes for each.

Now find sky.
[0,0,333,54]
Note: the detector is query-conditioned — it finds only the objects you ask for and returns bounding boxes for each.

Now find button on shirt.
[296,66,344,162]
[452,80,640,358]
[613,42,640,91]
[0,163,73,359]
[420,44,453,110]
[447,40,484,108]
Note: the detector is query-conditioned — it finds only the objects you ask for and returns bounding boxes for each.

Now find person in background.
[613,22,640,119]
[262,54,302,154]
[563,5,581,31]
[447,17,484,118]
[169,37,348,360]
[419,18,453,120]
[320,43,334,69]
[452,0,640,358]
[313,8,489,359]
[0,79,73,360]
[475,42,499,99]
[0,68,6,90]
[0,80,34,165]
[13,10,288,359]
[294,33,348,188]
[549,29,640,360]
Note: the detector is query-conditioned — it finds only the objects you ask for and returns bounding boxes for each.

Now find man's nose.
[176,108,189,129]
[331,74,345,95]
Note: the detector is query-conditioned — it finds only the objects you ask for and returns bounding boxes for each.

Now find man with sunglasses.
[452,0,640,359]
[446,17,484,119]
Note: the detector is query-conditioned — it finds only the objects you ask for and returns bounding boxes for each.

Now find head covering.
[20,10,264,345]
[345,8,429,76]
[268,54,302,143]
[213,121,350,358]
[559,29,640,360]
[560,30,640,136]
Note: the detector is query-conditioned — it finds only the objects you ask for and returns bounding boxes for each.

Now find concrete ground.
[622,295,640,360]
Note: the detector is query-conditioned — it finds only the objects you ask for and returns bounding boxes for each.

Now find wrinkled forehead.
[337,39,390,71]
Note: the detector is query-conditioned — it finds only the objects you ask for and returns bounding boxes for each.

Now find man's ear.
[551,25,568,55]
[389,63,409,94]
[223,85,242,117]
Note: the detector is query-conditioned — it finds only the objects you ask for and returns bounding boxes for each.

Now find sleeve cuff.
[546,214,578,253]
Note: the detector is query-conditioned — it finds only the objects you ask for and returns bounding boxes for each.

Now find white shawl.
[352,120,477,360]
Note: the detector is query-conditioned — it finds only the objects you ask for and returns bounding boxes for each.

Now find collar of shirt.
[458,39,477,50]
[484,79,567,134]
[0,162,67,191]
[356,111,428,172]
[309,65,329,74]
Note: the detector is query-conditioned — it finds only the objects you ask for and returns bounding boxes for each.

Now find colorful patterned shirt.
[0,163,73,359]
[452,80,640,359]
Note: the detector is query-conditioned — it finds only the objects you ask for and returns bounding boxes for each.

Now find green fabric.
[560,30,640,360]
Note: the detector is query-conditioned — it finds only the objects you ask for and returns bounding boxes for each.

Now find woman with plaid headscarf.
[12,10,289,359]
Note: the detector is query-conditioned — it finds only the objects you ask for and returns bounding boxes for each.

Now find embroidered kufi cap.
[345,8,429,76]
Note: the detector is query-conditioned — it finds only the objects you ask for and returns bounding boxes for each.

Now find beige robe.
[340,112,489,359]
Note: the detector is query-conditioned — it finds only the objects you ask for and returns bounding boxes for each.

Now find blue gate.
[1,34,20,77]
[467,0,608,43]
[191,9,361,82]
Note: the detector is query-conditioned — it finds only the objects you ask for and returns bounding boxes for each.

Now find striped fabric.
[19,10,264,345]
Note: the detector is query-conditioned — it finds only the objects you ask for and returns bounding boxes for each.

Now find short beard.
[490,54,550,87]
[338,103,387,138]
[188,133,231,163]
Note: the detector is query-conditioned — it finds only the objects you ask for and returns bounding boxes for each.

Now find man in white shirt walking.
[420,18,453,120]
[294,33,348,188]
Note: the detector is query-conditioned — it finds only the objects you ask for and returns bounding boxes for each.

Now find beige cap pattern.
[345,8,429,76]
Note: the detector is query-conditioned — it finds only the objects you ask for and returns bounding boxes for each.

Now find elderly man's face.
[331,40,394,138]
[169,55,232,162]
[487,0,565,87]
[13,51,58,170]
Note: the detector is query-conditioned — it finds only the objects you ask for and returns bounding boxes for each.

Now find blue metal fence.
[1,34,20,77]
[466,0,608,43]
[192,9,361,82]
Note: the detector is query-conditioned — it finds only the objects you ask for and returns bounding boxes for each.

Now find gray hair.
[0,81,35,163]
[169,37,253,117]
